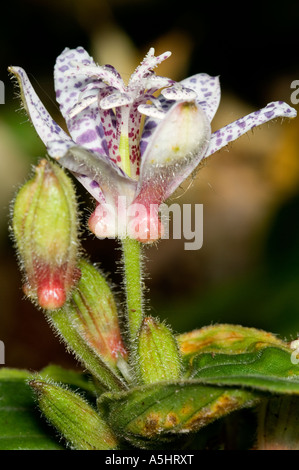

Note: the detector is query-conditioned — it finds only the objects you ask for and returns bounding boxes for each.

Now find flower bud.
[137,316,181,384]
[12,159,80,309]
[47,259,129,391]
[29,378,119,450]
[69,259,128,369]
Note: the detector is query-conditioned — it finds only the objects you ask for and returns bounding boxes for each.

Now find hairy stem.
[121,237,144,345]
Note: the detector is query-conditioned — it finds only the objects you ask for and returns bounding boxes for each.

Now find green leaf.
[0,368,63,450]
[98,380,258,448]
[186,347,299,394]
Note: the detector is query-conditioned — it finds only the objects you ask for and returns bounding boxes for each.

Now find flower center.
[66,48,196,179]
[119,132,131,177]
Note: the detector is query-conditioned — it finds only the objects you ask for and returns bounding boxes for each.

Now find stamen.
[69,95,98,118]
[129,49,172,85]
[161,84,197,101]
[138,103,166,119]
[100,91,133,110]
[67,62,125,91]
[141,75,174,91]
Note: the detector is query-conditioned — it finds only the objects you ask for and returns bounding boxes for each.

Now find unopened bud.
[47,259,129,391]
[137,316,181,384]
[29,378,119,450]
[12,159,80,309]
[69,259,128,369]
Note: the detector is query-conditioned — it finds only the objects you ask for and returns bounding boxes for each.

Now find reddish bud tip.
[36,265,81,310]
[12,159,81,310]
[37,283,67,310]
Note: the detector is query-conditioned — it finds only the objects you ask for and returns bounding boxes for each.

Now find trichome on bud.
[12,159,80,310]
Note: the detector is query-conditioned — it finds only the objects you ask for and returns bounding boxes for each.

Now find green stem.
[121,237,144,344]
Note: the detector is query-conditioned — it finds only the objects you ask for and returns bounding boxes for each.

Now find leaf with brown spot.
[97,380,258,448]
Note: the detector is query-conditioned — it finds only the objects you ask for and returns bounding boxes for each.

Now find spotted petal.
[205,101,297,157]
[138,74,218,155]
[48,141,136,206]
[8,66,71,146]
[180,73,220,122]
[161,83,197,101]
[54,47,112,157]
[139,95,176,158]
[134,101,211,208]
[47,140,106,202]
[54,47,96,114]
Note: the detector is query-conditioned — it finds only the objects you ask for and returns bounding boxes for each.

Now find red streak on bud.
[86,324,128,365]
[107,334,128,361]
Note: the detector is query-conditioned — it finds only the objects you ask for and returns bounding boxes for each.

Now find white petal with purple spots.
[135,101,211,206]
[54,47,97,117]
[139,95,176,157]
[51,144,137,205]
[204,101,297,158]
[138,79,204,159]
[161,83,197,101]
[47,139,75,159]
[73,172,106,204]
[180,74,220,122]
[8,66,71,146]
[55,47,111,157]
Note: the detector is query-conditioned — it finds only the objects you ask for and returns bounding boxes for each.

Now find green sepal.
[98,380,258,449]
[46,307,126,392]
[45,258,130,392]
[0,368,64,450]
[29,377,119,450]
[69,259,128,370]
[137,316,181,384]
[185,347,299,394]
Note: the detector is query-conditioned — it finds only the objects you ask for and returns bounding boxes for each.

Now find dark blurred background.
[1,0,299,371]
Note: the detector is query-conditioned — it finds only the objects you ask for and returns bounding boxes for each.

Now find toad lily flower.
[9,47,296,242]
